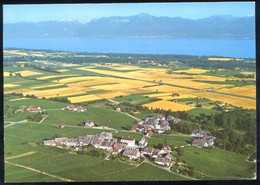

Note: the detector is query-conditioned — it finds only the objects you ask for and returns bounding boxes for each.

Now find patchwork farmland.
[4,49,256,182]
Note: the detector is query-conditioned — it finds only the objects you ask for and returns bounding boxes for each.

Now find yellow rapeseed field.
[173,68,210,74]
[193,91,256,109]
[37,74,77,80]
[147,93,173,98]
[143,100,195,111]
[208,57,234,61]
[56,69,69,72]
[216,85,256,98]
[58,76,101,83]
[68,94,103,103]
[4,84,20,88]
[90,83,136,91]
[17,70,42,77]
[30,84,64,90]
[240,71,255,75]
[9,97,29,101]
[143,85,197,94]
[4,72,10,77]
[4,50,28,56]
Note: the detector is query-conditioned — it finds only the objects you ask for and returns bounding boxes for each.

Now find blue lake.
[4,37,255,58]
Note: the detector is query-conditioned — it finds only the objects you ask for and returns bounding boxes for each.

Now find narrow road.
[143,156,195,180]
[39,115,48,124]
[111,109,139,120]
[105,154,110,160]
[4,119,28,128]
[5,160,74,182]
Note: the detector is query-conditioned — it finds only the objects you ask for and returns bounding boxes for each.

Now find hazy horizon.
[4,2,255,24]
[4,12,255,24]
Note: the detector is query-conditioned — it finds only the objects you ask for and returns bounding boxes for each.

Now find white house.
[84,120,95,127]
[123,148,141,160]
[43,140,56,146]
[154,157,171,166]
[121,137,136,147]
[100,132,113,140]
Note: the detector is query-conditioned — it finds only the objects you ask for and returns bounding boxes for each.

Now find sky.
[4,2,255,24]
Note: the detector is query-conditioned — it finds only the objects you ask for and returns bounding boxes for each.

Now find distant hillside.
[4,14,255,39]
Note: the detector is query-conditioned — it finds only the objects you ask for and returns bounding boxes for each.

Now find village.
[44,125,215,167]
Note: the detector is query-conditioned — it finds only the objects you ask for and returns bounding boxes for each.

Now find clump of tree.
[25,94,38,99]
[77,145,106,158]
[26,112,43,122]
[49,97,70,103]
[9,92,24,98]
[4,104,17,118]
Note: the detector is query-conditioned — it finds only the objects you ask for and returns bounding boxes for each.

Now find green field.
[4,50,256,181]
[43,105,136,129]
[177,147,256,179]
[113,93,159,105]
[188,108,220,117]
[4,123,190,182]
[5,98,69,109]
[5,163,62,183]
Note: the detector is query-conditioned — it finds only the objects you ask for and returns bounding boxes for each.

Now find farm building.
[99,132,113,140]
[62,105,75,111]
[151,149,161,158]
[161,145,172,153]
[43,140,56,146]
[142,148,154,156]
[121,137,136,147]
[154,157,171,166]
[123,148,141,160]
[98,140,115,151]
[74,106,86,112]
[57,123,67,128]
[191,130,211,138]
[113,142,127,154]
[84,120,95,127]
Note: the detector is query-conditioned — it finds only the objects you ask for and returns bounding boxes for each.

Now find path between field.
[6,151,37,160]
[4,120,28,128]
[39,115,48,124]
[143,156,195,180]
[5,160,74,182]
[105,154,110,160]
[112,109,139,120]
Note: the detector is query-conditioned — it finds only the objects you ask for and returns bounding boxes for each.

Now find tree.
[164,138,167,146]
[176,147,184,156]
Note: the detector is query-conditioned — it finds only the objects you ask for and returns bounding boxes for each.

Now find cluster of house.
[15,105,43,113]
[191,130,215,148]
[62,105,86,112]
[43,132,174,166]
[57,120,95,129]
[143,145,173,166]
[132,115,180,134]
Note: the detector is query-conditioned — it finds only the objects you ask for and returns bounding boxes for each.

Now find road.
[39,115,48,124]
[112,109,139,120]
[4,119,28,128]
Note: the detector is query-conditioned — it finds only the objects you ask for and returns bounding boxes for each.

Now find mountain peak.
[135,13,152,17]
